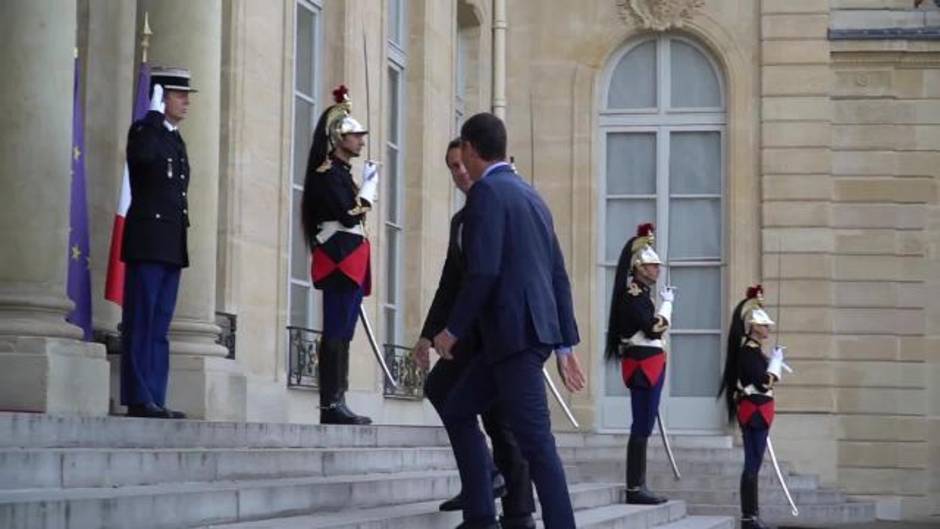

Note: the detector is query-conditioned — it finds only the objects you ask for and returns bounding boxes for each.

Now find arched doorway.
[598,35,726,433]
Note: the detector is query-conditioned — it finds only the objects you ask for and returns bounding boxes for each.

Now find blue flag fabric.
[67,57,93,340]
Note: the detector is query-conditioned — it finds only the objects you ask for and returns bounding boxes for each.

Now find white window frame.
[287,0,324,332]
[384,0,408,346]
[596,35,727,433]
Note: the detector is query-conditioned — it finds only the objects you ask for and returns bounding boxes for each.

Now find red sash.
[621,352,666,388]
[737,398,775,428]
[311,240,371,290]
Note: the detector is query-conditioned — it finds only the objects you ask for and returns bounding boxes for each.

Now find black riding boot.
[625,436,668,504]
[740,472,770,529]
[319,338,372,425]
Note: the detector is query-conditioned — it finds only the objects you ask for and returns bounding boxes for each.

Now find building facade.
[0,0,938,521]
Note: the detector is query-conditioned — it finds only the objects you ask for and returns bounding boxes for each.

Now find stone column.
[139,0,246,420]
[0,0,109,415]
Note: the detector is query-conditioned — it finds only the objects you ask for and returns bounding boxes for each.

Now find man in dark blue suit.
[433,113,586,529]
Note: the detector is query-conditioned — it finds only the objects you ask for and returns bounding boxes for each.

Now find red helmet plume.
[636,223,655,237]
[746,284,764,299]
[332,84,349,104]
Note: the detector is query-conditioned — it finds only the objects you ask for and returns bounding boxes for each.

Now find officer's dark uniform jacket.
[735,338,777,428]
[308,156,372,294]
[419,208,482,362]
[122,110,190,267]
[612,278,669,389]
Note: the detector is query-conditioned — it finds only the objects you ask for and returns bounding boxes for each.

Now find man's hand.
[432,329,457,361]
[413,337,432,370]
[556,352,586,393]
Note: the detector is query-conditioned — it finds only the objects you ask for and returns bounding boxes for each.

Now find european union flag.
[67,56,92,340]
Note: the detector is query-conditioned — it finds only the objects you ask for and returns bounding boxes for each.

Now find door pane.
[293,98,313,186]
[669,266,721,330]
[290,283,311,327]
[604,267,629,397]
[668,198,720,259]
[386,145,399,222]
[669,334,721,397]
[296,6,315,97]
[607,133,656,195]
[388,67,400,144]
[608,40,656,109]
[385,306,397,345]
[385,226,398,305]
[670,40,720,108]
[290,188,309,280]
[670,131,720,195]
[606,199,655,262]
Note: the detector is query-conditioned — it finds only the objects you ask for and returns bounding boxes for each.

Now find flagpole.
[141,12,151,64]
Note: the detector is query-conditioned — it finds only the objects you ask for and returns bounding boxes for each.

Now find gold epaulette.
[627,280,642,297]
[316,159,332,173]
[347,198,372,216]
[652,315,669,334]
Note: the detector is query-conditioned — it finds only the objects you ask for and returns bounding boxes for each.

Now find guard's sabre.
[656,413,681,480]
[359,307,399,388]
[767,437,800,517]
[542,368,580,430]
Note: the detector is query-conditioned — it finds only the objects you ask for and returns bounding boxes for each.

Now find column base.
[0,336,109,416]
[167,355,247,421]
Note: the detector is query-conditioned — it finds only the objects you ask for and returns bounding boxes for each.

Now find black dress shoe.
[499,514,535,529]
[440,473,508,512]
[741,517,771,529]
[455,521,500,529]
[163,408,187,419]
[626,486,668,505]
[320,402,372,425]
[126,403,170,419]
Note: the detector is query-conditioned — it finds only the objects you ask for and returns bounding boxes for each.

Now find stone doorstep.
[689,501,878,526]
[658,488,845,506]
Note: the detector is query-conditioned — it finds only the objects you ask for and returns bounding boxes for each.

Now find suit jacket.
[121,110,190,267]
[446,165,580,362]
[419,208,481,360]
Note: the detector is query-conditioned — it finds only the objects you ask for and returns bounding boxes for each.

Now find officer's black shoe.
[741,517,771,529]
[439,474,508,512]
[320,402,372,425]
[626,486,668,505]
[163,408,187,419]
[127,403,171,419]
[455,521,500,529]
[498,514,535,529]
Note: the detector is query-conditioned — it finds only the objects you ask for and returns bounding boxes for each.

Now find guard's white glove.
[358,161,379,204]
[657,286,676,323]
[767,345,786,380]
[149,84,165,114]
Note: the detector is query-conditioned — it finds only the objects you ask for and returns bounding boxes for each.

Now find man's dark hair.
[444,137,461,164]
[460,113,506,162]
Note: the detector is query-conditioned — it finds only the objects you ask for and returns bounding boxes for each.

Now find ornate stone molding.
[617,0,705,31]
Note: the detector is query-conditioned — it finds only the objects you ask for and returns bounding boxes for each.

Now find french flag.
[104,63,151,305]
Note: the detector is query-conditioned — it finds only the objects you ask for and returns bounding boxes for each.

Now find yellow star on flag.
[71,244,81,261]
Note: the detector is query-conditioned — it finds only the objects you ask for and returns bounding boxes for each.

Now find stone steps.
[645,472,819,491]
[688,501,877,527]
[657,487,845,506]
[569,460,796,479]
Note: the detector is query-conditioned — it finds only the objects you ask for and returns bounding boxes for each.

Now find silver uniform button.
[155,213,161,219]
[182,191,187,197]
[183,209,188,214]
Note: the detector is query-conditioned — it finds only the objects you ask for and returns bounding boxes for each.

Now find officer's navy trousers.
[742,425,769,477]
[630,372,665,438]
[440,347,575,529]
[121,262,181,407]
[322,284,363,341]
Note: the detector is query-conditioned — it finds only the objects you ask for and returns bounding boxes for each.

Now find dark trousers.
[742,425,769,477]
[120,262,181,407]
[440,348,575,529]
[629,372,665,438]
[322,283,363,340]
[425,356,535,520]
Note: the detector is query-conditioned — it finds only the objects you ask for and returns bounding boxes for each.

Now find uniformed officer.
[120,67,197,419]
[718,285,787,529]
[606,223,675,504]
[301,85,378,425]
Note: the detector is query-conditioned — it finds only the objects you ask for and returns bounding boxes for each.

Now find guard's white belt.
[316,221,364,244]
[738,383,774,398]
[621,331,663,349]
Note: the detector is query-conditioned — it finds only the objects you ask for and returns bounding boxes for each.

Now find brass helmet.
[630,223,663,268]
[741,284,775,331]
[325,85,367,151]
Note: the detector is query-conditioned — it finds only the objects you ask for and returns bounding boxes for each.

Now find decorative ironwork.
[383,343,427,400]
[617,0,704,31]
[215,311,237,360]
[287,326,322,389]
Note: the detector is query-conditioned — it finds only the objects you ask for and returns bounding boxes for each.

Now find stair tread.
[199,500,456,528]
[0,469,459,503]
[654,515,735,529]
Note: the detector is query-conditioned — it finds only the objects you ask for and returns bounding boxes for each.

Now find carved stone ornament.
[617,0,705,31]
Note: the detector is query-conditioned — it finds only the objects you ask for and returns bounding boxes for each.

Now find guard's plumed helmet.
[741,284,775,332]
[324,85,367,151]
[629,223,662,268]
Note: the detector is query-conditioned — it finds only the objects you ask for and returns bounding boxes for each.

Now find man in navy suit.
[433,113,586,529]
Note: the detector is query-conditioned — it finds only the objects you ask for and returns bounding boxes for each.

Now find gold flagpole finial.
[141,12,152,64]
[74,46,79,59]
